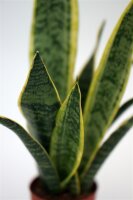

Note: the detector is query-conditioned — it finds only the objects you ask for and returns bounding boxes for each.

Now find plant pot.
[30,177,97,200]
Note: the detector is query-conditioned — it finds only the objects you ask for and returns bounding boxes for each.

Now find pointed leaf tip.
[29,0,78,100]
[96,20,106,44]
[19,49,61,151]
[32,51,43,67]
[81,1,133,173]
[36,50,40,55]
[70,83,81,104]
[50,81,84,187]
[78,20,105,110]
[73,82,80,93]
[35,51,41,59]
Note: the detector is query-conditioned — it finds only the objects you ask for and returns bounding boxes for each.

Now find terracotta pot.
[30,177,97,200]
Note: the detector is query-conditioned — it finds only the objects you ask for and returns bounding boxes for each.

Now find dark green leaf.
[81,116,133,193]
[79,21,105,109]
[0,117,60,194]
[19,52,61,151]
[50,83,84,188]
[67,173,81,196]
[112,98,133,123]
[81,2,133,174]
[30,0,78,100]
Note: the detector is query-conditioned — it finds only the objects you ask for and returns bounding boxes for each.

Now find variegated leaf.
[50,83,84,188]
[19,52,61,151]
[81,116,133,193]
[30,0,78,100]
[0,117,60,194]
[80,1,133,174]
[79,21,105,109]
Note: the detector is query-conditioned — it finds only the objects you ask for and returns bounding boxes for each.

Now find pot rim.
[30,176,97,200]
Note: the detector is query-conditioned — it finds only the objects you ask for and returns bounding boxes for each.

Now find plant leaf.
[112,98,133,123]
[50,83,84,188]
[80,1,133,174]
[19,52,61,151]
[81,116,133,193]
[0,117,60,194]
[67,173,81,196]
[30,0,78,100]
[79,21,105,109]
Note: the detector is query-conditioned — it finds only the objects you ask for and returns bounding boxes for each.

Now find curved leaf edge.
[61,83,84,188]
[81,1,133,177]
[78,21,105,109]
[67,0,79,92]
[18,52,61,112]
[80,116,133,193]
[0,116,61,193]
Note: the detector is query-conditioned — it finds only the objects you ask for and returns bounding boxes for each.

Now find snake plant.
[0,0,133,196]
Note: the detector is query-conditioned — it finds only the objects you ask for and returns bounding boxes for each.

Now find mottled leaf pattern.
[19,52,61,151]
[79,21,105,109]
[0,117,60,194]
[81,116,133,193]
[1,0,133,196]
[50,84,84,187]
[30,0,78,100]
[81,1,133,174]
[112,98,133,123]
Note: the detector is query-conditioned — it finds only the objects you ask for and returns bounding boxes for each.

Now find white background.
[0,0,133,200]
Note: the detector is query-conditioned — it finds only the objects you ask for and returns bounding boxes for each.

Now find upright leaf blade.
[79,21,105,109]
[30,0,78,100]
[81,116,133,193]
[79,55,94,109]
[0,117,60,194]
[50,84,84,187]
[67,173,81,196]
[81,2,133,174]
[19,52,61,151]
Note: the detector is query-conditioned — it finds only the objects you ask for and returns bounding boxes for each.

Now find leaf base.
[30,177,97,200]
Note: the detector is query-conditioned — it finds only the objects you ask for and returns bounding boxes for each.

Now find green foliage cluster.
[0,0,133,196]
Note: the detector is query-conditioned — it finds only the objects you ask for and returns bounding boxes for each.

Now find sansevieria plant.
[0,0,133,199]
